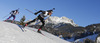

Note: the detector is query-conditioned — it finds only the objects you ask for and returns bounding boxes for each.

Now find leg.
[27,18,38,24]
[38,20,45,30]
[11,15,15,23]
[24,17,38,27]
[5,15,12,21]
[37,18,45,33]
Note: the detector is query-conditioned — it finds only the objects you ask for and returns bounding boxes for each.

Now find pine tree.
[20,16,25,25]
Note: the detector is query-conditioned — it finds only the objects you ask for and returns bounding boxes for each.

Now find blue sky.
[0,0,100,27]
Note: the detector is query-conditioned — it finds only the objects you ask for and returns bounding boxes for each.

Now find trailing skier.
[24,8,55,33]
[4,9,19,23]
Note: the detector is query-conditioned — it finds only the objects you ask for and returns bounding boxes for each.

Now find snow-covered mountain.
[45,16,78,26]
[46,16,78,26]
[0,21,70,43]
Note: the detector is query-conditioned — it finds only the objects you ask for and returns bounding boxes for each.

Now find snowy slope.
[97,36,100,43]
[26,27,70,43]
[74,34,98,43]
[0,21,70,43]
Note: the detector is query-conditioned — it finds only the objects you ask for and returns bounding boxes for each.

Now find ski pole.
[3,14,10,18]
[24,8,34,14]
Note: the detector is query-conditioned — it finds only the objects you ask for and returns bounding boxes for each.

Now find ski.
[3,14,10,18]
[17,24,45,35]
[32,30,45,36]
[17,24,26,32]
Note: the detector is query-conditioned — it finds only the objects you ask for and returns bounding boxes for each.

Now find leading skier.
[24,8,55,33]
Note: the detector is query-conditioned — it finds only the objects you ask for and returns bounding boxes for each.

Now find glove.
[34,13,37,15]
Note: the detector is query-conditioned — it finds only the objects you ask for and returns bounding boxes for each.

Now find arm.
[10,11,14,14]
[34,10,45,15]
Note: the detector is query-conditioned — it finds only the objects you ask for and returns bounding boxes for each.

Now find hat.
[47,8,55,12]
[16,8,19,11]
[47,10,53,12]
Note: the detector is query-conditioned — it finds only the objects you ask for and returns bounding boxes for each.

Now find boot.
[11,21,14,23]
[37,29,42,34]
[23,24,28,28]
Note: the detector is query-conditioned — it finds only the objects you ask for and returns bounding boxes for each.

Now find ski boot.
[37,30,42,34]
[23,24,28,28]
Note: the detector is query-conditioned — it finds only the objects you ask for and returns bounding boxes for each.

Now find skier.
[4,9,19,23]
[24,8,55,33]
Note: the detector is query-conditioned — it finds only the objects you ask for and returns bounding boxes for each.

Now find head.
[16,10,18,11]
[47,10,53,16]
[15,9,19,14]
[47,8,55,16]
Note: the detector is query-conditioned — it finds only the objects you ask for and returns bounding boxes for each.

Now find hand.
[34,13,37,15]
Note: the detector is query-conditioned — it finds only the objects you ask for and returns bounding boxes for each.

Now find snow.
[46,16,78,26]
[25,27,70,43]
[74,34,98,43]
[0,21,70,43]
[97,37,100,43]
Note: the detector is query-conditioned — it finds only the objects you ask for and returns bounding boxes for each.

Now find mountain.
[85,23,100,34]
[74,34,98,43]
[45,16,78,26]
[0,21,70,43]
